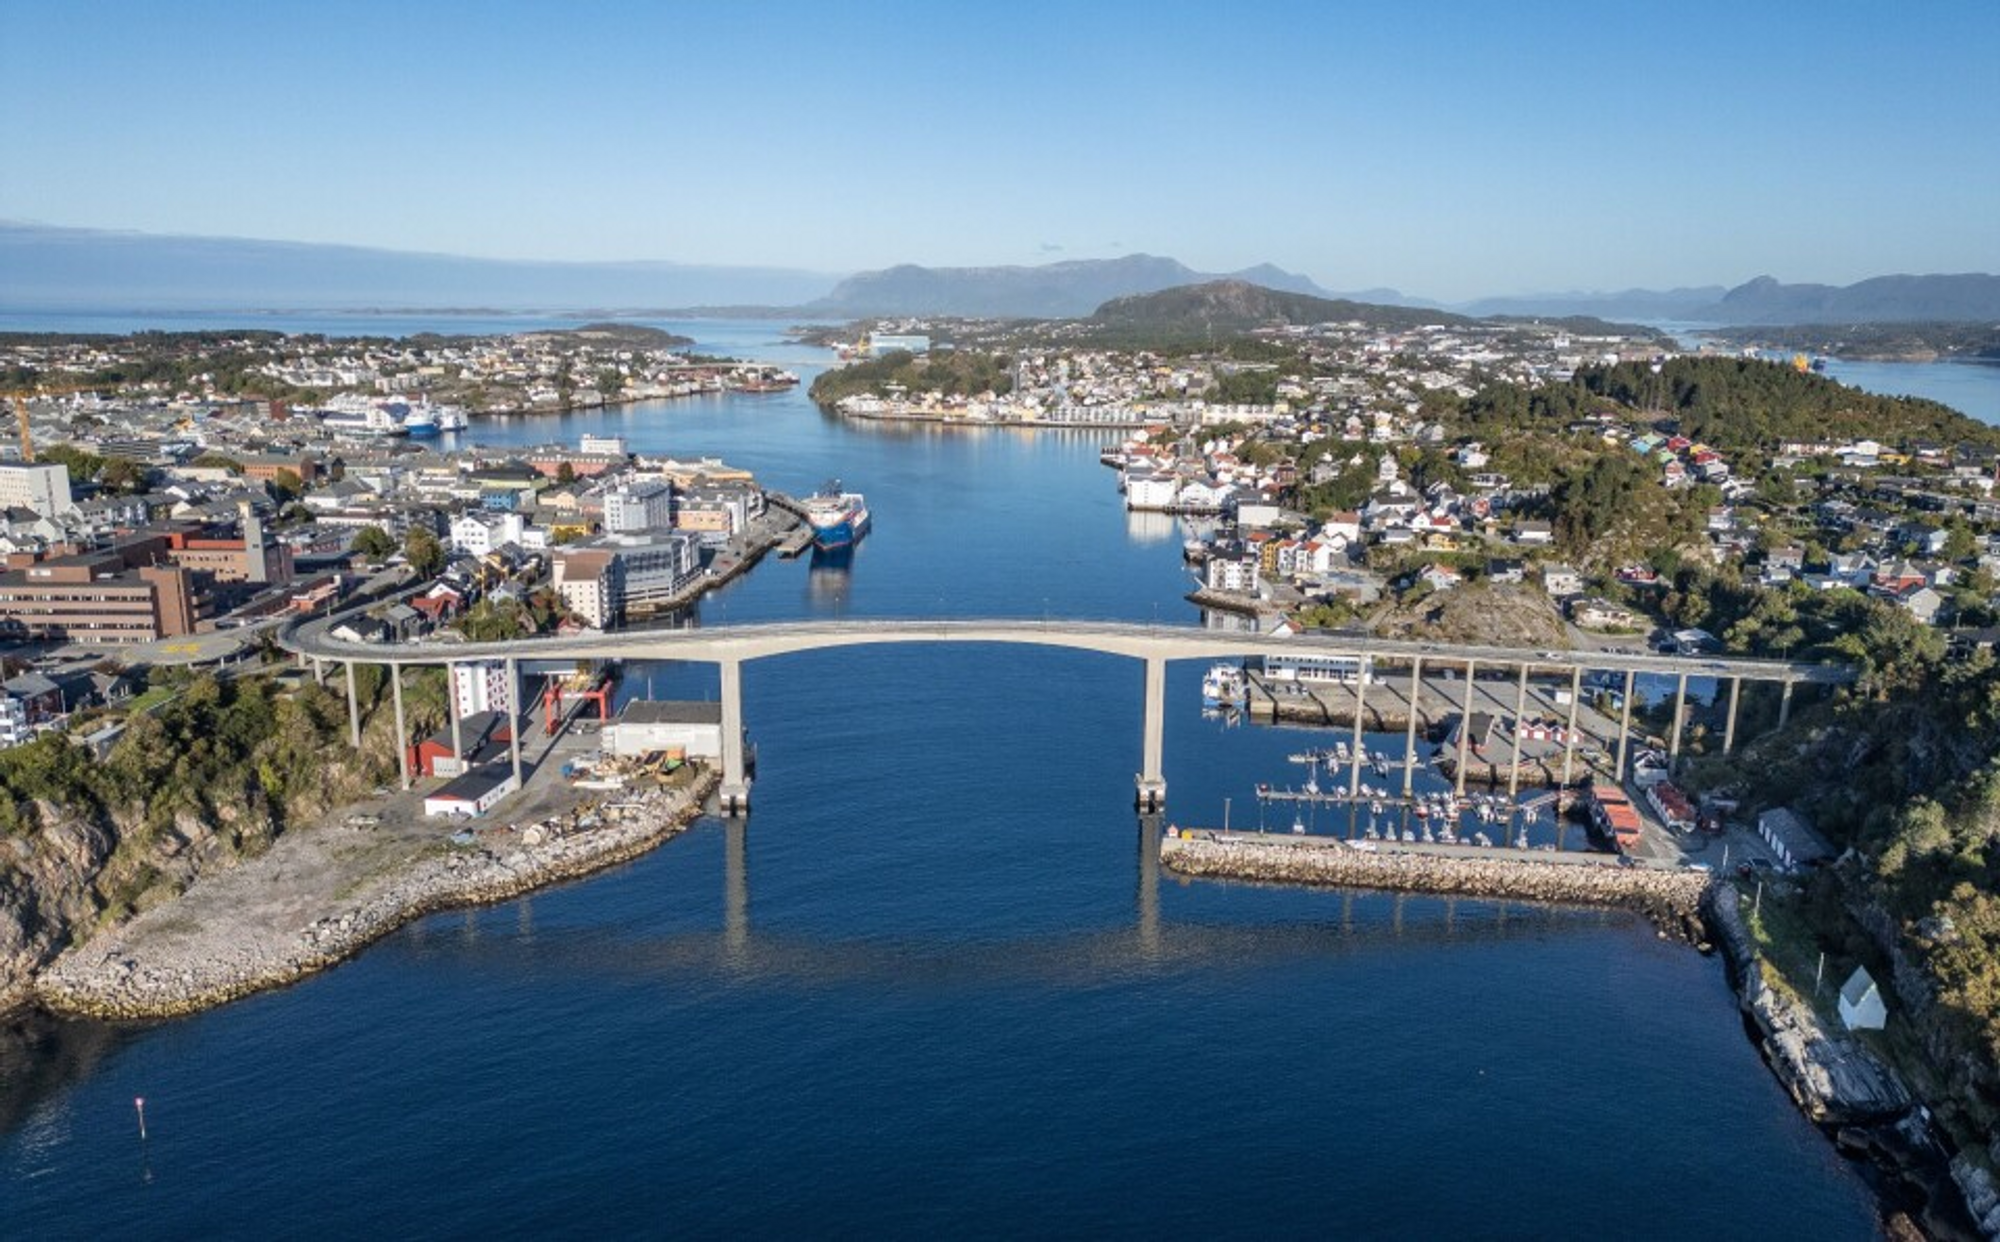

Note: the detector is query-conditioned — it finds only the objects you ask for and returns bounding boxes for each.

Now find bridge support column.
[1560,666,1582,793]
[1348,660,1367,798]
[344,660,362,750]
[1136,655,1167,811]
[448,661,464,771]
[312,657,326,685]
[1779,680,1795,728]
[391,664,410,790]
[1402,657,1422,798]
[1722,676,1741,757]
[1455,659,1476,797]
[1507,662,1529,799]
[506,657,522,788]
[719,657,750,815]
[1615,669,1636,782]
[1669,672,1688,771]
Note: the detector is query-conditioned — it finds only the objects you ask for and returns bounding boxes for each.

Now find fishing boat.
[1202,662,1248,709]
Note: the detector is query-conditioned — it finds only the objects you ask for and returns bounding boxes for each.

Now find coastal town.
[2,310,2000,1237]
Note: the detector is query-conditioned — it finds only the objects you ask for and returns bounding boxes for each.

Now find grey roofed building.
[620,700,724,724]
[1758,806,1832,870]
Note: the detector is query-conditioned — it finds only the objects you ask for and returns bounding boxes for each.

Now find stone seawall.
[1161,833,1710,935]
[36,770,719,1021]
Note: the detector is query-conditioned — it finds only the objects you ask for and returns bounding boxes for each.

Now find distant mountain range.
[1692,273,2000,325]
[1089,280,1469,335]
[0,223,837,312]
[1454,286,1729,321]
[3,222,1997,327]
[804,254,1420,318]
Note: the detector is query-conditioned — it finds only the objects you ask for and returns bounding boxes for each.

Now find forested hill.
[1463,356,1993,454]
[1580,356,1990,451]
[1088,280,1470,336]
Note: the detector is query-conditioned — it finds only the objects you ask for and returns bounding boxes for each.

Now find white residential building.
[450,511,526,557]
[451,661,516,718]
[603,479,674,533]
[0,462,75,516]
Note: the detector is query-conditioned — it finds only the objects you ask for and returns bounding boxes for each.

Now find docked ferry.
[804,480,871,549]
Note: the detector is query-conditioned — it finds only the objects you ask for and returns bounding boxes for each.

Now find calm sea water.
[0,320,1886,1237]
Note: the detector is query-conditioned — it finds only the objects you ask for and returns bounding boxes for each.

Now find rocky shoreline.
[1705,885,1991,1239]
[34,769,719,1021]
[1159,832,1710,938]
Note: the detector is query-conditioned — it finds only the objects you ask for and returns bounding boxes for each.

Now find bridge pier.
[1779,680,1795,727]
[1402,657,1422,798]
[1722,676,1741,756]
[1455,659,1476,797]
[449,661,464,770]
[391,664,410,790]
[1348,660,1367,797]
[506,657,523,787]
[1560,666,1582,792]
[1507,662,1529,798]
[718,657,750,815]
[1614,669,1636,782]
[1136,655,1167,811]
[1668,672,1688,771]
[344,659,362,750]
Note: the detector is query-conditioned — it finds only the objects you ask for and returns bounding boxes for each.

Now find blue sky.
[2,0,1995,300]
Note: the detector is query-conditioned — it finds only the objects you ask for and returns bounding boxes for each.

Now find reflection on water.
[806,545,854,610]
[1123,508,1176,544]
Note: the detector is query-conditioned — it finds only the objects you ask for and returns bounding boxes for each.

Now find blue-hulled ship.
[804,480,871,549]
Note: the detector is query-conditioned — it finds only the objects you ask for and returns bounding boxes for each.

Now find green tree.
[405,526,446,578]
[351,525,397,561]
[267,468,305,503]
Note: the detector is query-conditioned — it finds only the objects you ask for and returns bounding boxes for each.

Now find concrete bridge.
[279,614,1857,814]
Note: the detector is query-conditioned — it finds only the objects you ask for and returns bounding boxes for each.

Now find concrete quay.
[1160,830,1711,937]
[35,770,719,1021]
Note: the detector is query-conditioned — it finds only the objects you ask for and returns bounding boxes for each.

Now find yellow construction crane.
[2,382,95,463]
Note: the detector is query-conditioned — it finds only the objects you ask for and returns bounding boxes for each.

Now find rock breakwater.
[1160,832,1710,936]
[35,770,718,1020]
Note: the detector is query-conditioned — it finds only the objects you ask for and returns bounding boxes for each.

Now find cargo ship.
[804,480,870,549]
